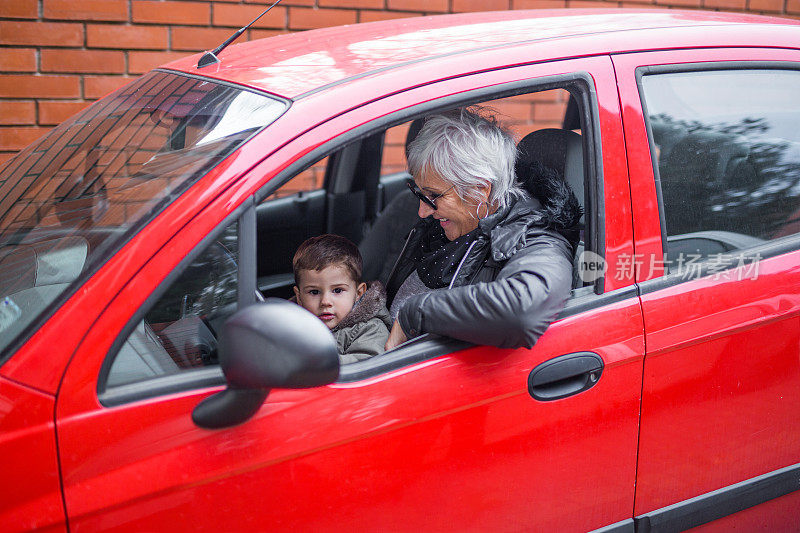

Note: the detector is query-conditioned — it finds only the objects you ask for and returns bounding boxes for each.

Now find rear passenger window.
[641,69,800,267]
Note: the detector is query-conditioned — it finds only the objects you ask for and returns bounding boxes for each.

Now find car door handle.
[528,352,603,401]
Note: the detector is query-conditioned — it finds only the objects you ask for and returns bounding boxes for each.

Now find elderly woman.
[384,107,581,350]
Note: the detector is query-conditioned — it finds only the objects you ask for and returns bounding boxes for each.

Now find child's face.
[293,265,366,330]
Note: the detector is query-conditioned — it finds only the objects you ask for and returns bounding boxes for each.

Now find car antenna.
[197,0,283,68]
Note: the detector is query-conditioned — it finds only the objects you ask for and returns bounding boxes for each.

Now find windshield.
[0,70,286,360]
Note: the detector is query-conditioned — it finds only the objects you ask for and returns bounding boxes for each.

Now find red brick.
[0,0,38,19]
[246,0,314,5]
[704,0,746,8]
[171,27,234,51]
[387,0,449,10]
[0,102,36,125]
[247,29,289,41]
[0,153,16,168]
[0,21,84,47]
[359,10,423,22]
[38,101,90,125]
[87,24,168,50]
[0,128,53,151]
[513,0,568,8]
[319,0,384,8]
[384,123,410,145]
[288,7,359,29]
[452,0,510,12]
[128,51,188,74]
[41,49,126,74]
[213,3,287,28]
[0,75,81,98]
[785,0,799,12]
[132,1,211,25]
[44,0,128,22]
[533,101,567,122]
[748,0,783,11]
[655,0,702,6]
[567,0,603,5]
[84,75,133,99]
[0,49,37,73]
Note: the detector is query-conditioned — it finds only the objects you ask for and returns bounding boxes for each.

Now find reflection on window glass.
[106,222,238,388]
[642,70,800,265]
[0,71,284,361]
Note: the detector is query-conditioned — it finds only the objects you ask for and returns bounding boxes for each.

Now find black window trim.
[635,60,800,296]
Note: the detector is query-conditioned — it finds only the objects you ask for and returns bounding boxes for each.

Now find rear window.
[0,70,286,361]
[641,69,800,268]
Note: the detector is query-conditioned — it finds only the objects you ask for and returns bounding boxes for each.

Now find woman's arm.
[396,232,573,349]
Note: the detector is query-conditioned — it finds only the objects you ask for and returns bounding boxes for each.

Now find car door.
[55,56,643,532]
[615,49,800,531]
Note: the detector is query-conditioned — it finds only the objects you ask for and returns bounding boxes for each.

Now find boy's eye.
[308,289,320,295]
[332,287,344,294]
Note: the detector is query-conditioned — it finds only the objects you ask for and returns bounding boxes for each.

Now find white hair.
[407,107,523,210]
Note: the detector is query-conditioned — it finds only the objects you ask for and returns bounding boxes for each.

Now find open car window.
[0,71,286,361]
[101,79,596,402]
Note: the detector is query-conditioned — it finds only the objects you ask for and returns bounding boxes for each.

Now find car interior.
[94,86,596,393]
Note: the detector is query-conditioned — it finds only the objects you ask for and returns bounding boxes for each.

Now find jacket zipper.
[448,239,479,290]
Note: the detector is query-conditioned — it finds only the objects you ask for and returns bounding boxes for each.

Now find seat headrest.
[516,128,584,217]
[405,118,425,157]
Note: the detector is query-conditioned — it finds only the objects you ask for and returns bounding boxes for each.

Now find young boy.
[293,234,392,364]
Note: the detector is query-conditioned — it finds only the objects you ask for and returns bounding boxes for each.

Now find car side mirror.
[192,299,339,429]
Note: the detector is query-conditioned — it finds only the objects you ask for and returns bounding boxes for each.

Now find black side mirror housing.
[192,299,339,429]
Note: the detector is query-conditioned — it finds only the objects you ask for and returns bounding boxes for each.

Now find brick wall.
[1,0,797,166]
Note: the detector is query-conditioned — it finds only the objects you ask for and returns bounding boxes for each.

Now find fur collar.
[332,281,392,332]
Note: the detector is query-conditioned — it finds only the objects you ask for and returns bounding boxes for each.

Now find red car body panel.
[52,55,643,531]
[617,47,800,518]
[0,377,64,532]
[163,9,799,99]
[0,8,799,532]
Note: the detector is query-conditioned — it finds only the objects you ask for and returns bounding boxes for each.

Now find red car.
[2,8,800,532]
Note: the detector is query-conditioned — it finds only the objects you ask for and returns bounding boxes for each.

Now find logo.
[578,250,606,283]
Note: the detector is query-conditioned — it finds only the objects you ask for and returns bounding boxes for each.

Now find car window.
[641,69,800,272]
[262,156,329,201]
[105,221,238,388]
[0,71,285,361]
[102,78,598,398]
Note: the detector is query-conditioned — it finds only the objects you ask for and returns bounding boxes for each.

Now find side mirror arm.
[192,299,339,429]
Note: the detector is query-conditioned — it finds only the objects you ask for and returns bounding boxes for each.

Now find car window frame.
[97,198,256,407]
[96,69,612,404]
[636,61,800,293]
[254,71,608,383]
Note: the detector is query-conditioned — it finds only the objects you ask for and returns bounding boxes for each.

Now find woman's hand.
[385,320,408,351]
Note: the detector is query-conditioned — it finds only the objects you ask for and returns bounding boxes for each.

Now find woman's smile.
[415,170,486,240]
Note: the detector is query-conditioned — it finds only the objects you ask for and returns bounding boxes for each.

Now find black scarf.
[410,223,482,289]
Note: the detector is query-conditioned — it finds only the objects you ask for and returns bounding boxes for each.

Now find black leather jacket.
[386,189,579,349]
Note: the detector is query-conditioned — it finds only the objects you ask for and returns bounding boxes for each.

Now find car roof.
[163,8,800,99]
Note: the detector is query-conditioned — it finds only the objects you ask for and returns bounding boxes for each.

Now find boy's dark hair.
[292,234,362,285]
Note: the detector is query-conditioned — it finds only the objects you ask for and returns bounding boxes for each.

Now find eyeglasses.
[407,179,454,210]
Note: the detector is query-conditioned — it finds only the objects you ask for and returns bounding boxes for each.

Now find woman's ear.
[357,282,367,297]
[477,182,492,203]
